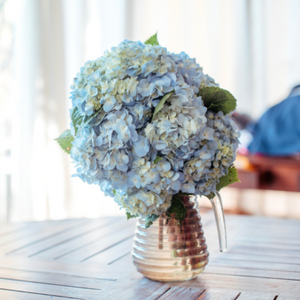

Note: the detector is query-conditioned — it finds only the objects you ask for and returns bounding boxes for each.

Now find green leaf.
[178,192,193,196]
[206,192,215,200]
[145,32,159,46]
[81,109,102,130]
[144,193,190,228]
[112,189,116,195]
[216,165,240,190]
[71,107,82,135]
[166,194,187,225]
[152,92,173,120]
[154,156,163,164]
[126,211,138,220]
[55,129,74,154]
[145,214,159,228]
[71,107,102,136]
[206,166,240,199]
[198,86,237,115]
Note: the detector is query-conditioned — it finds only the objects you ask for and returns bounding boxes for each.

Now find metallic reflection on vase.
[132,195,209,282]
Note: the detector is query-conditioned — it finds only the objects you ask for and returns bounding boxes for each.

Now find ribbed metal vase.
[132,195,209,281]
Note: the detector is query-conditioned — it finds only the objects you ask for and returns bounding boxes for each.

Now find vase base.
[134,265,205,282]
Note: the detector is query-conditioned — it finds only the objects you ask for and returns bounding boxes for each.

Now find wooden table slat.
[0,221,64,247]
[197,289,241,300]
[210,258,300,273]
[7,217,118,257]
[93,277,170,300]
[205,264,300,281]
[0,267,112,290]
[0,256,127,280]
[84,237,133,264]
[157,286,205,300]
[237,291,278,300]
[228,245,300,259]
[0,289,77,300]
[0,219,89,254]
[0,223,35,238]
[32,218,135,260]
[56,220,136,262]
[0,278,100,299]
[177,273,300,296]
[212,252,300,265]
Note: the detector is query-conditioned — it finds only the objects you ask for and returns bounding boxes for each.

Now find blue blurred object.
[248,90,300,156]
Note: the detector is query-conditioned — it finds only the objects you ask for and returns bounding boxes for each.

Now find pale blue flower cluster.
[70,40,239,217]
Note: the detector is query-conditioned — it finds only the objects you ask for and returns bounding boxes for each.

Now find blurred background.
[1,0,300,223]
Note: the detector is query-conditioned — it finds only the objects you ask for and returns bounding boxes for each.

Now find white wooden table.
[0,212,299,299]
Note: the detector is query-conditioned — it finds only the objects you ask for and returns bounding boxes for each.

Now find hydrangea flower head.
[68,40,239,217]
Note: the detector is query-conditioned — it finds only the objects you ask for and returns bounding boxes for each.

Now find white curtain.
[1,0,300,222]
[11,0,70,221]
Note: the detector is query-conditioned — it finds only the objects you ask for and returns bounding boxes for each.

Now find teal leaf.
[166,194,187,225]
[145,214,159,228]
[154,156,163,164]
[206,166,240,199]
[145,32,159,46]
[198,86,237,115]
[152,92,173,120]
[126,211,138,220]
[71,107,102,136]
[55,129,74,154]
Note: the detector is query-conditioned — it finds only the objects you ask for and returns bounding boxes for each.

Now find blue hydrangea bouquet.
[56,34,240,227]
